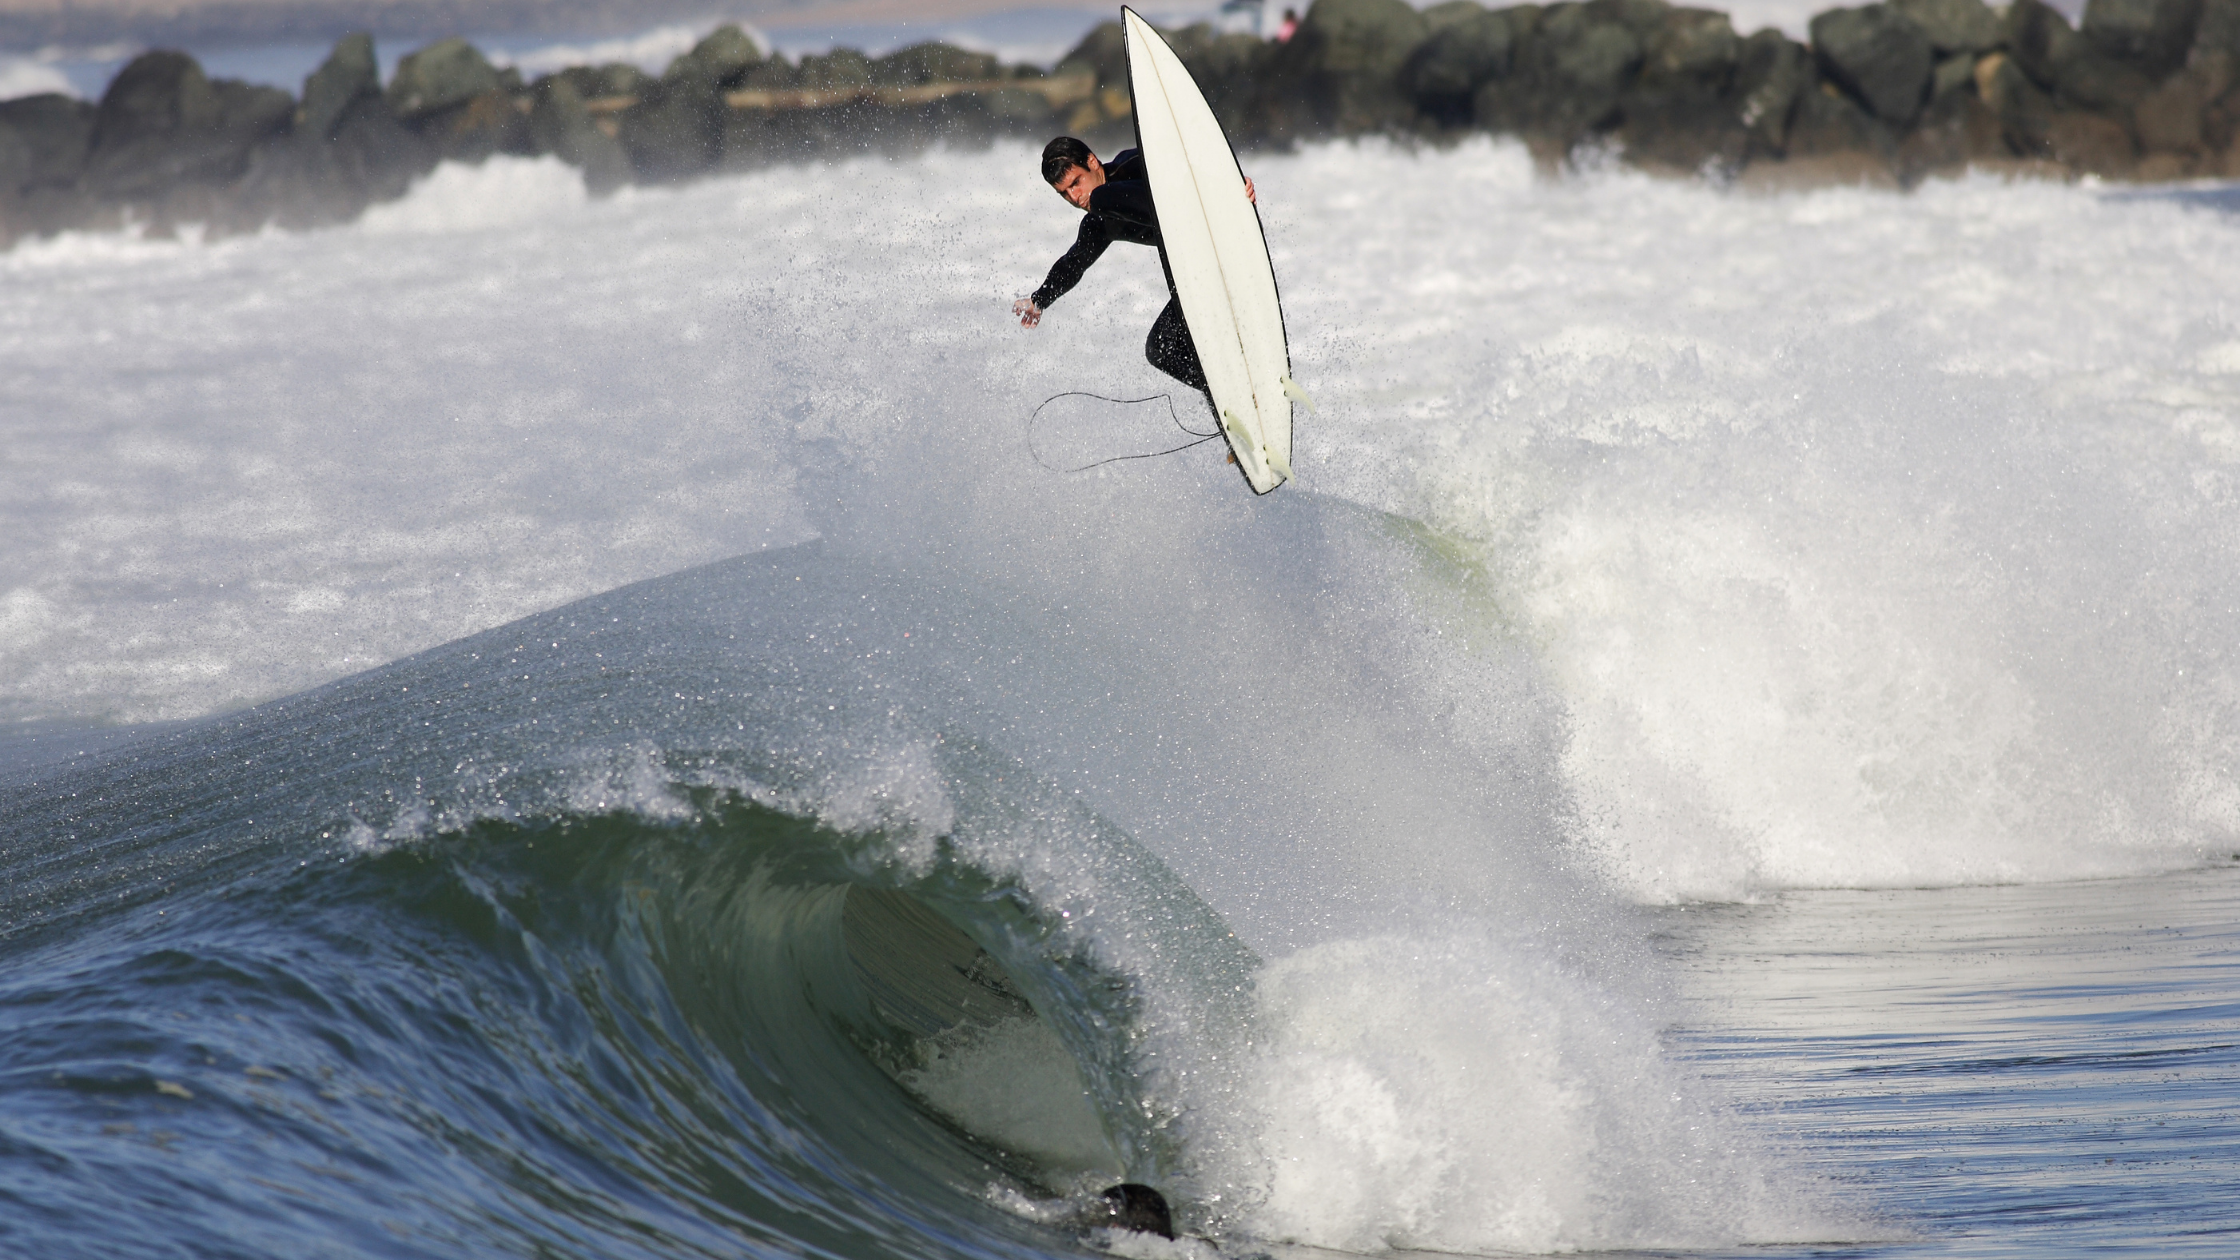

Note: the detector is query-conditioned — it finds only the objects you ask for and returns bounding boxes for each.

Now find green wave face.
[0,542,1268,1259]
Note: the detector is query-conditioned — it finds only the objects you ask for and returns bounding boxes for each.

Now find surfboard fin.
[1280,375,1315,413]
[1225,409,1293,483]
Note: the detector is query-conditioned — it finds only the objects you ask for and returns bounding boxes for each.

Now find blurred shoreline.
[5,0,2238,253]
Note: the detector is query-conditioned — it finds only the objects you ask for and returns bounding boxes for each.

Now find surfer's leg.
[1145,296,1208,394]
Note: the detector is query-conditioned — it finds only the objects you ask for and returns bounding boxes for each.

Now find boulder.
[0,93,95,193]
[1264,0,1432,135]
[1640,7,1740,88]
[1785,77,1899,158]
[2131,51,2230,148]
[1930,51,1977,99]
[2081,0,2204,77]
[873,42,1002,87]
[1895,88,2008,178]
[1164,23,1275,129]
[2039,108,2139,169]
[794,49,875,90]
[417,89,530,163]
[300,33,377,141]
[2009,0,2155,109]
[83,51,294,197]
[667,24,763,87]
[1809,4,1935,126]
[618,76,724,180]
[527,75,630,192]
[228,85,432,230]
[1974,48,2049,116]
[1888,0,2003,53]
[2197,0,2240,59]
[1423,0,1491,32]
[387,39,503,118]
[1057,20,1128,89]
[1479,1,1649,146]
[1617,9,1746,171]
[1402,7,1516,122]
[1733,29,1813,151]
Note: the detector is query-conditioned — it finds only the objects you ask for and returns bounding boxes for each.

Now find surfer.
[1014,136,1254,406]
[1093,1183,1175,1239]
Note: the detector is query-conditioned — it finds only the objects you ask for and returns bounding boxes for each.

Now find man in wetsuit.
[1013,136,1254,404]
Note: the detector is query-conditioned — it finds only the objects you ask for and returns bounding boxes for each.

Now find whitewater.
[3,138,2237,1259]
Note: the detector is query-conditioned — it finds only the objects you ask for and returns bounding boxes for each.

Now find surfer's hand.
[1244,177,1256,205]
[1014,297,1042,328]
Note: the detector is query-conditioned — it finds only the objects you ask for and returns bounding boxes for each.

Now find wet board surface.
[1122,6,1295,494]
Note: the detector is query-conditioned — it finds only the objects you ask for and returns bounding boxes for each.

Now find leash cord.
[1026,391,1220,474]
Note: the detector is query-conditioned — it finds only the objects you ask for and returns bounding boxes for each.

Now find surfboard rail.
[1122,7,1295,495]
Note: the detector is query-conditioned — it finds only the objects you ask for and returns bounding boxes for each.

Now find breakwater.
[2,0,2236,248]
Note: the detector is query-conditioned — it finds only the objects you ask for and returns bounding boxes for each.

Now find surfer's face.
[1052,154,1105,210]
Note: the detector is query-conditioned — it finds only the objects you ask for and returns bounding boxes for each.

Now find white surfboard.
[1122,6,1297,495]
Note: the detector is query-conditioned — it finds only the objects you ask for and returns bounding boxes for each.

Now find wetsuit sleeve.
[1031,215,1111,310]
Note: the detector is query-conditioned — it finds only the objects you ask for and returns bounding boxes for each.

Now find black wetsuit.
[1029,149,1207,395]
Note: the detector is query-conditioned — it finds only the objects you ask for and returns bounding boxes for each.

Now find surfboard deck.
[1122,7,1296,495]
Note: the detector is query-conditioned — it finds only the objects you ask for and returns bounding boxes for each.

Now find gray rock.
[84,52,294,196]
[873,42,1002,87]
[1475,0,1653,144]
[1617,8,1746,171]
[1931,50,1977,98]
[2130,52,2229,148]
[1786,77,1899,155]
[1165,23,1275,128]
[1423,0,1490,33]
[667,24,763,87]
[1895,87,2007,178]
[1810,4,1935,126]
[1888,0,2003,53]
[1640,7,1740,87]
[229,89,433,230]
[618,76,724,181]
[1734,28,1813,150]
[0,93,95,193]
[1267,0,1432,135]
[795,49,874,89]
[551,63,648,101]
[527,75,629,192]
[387,39,503,119]
[300,33,376,141]
[2197,0,2240,59]
[1403,8,1516,108]
[2008,0,2155,107]
[1057,20,1128,89]
[416,89,531,163]
[2081,0,2204,76]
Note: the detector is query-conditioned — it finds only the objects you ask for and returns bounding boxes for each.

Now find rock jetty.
[4,0,2237,247]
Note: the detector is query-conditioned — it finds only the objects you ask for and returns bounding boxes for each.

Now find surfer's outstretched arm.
[1019,224,1113,329]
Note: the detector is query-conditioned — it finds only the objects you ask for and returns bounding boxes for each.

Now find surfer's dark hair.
[1042,136,1094,184]
[1099,1184,1175,1239]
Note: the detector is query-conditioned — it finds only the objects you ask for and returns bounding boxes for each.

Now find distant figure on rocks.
[1275,8,1299,42]
[1013,136,1254,412]
[1096,1183,1175,1238]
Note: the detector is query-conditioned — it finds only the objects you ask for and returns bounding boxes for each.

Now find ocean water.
[3,137,2238,1258]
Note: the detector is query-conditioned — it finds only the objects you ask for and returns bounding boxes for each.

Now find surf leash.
[1025,390,1220,474]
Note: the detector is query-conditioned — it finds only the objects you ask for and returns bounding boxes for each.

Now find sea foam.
[5,138,2237,916]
